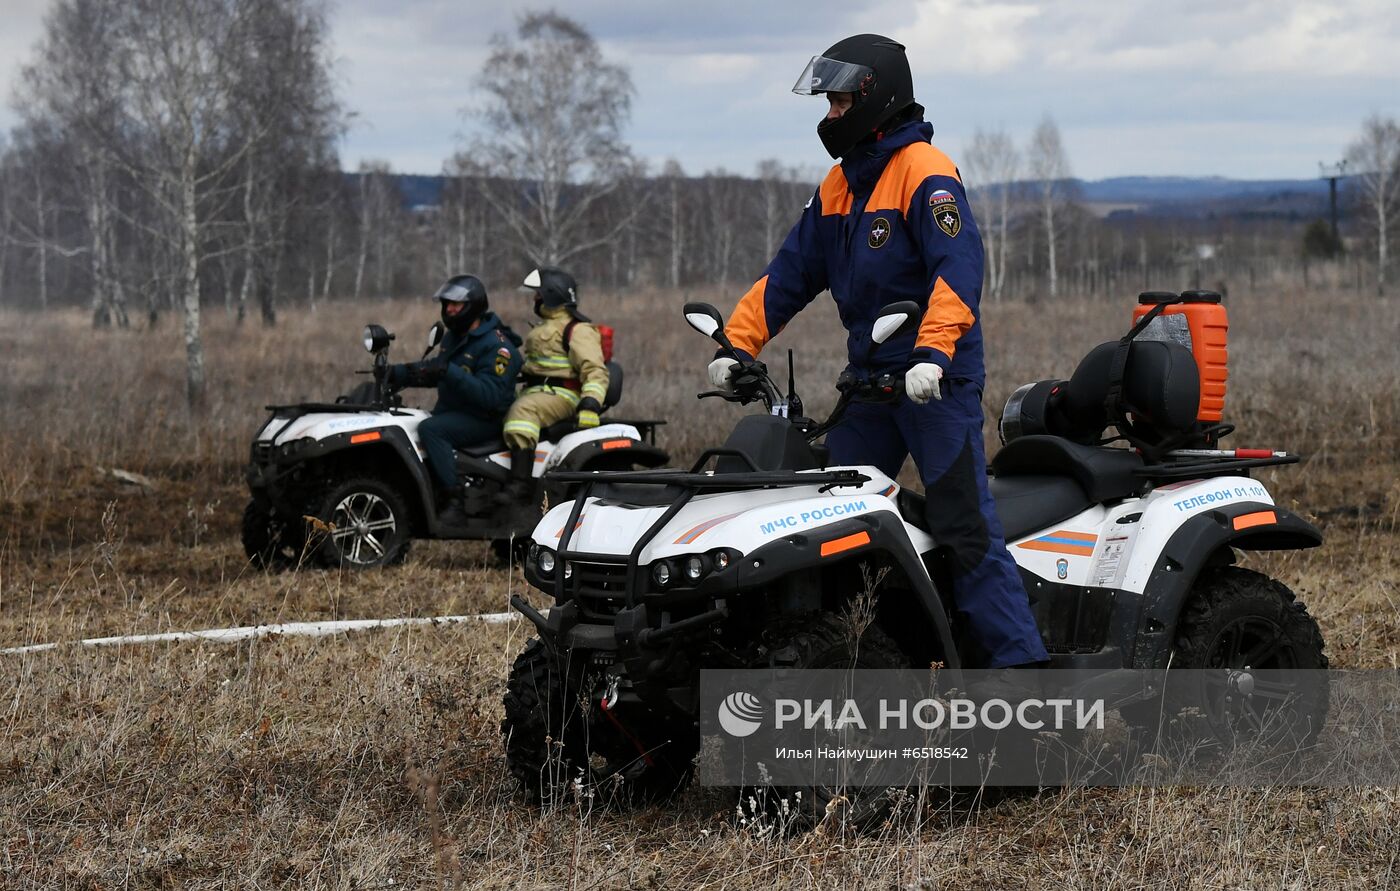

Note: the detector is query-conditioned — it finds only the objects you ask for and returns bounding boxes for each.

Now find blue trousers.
[418,412,501,493]
[825,379,1049,668]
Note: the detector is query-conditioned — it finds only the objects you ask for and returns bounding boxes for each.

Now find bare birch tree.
[229,0,341,325]
[18,0,131,326]
[1028,116,1071,301]
[0,138,11,305]
[352,161,398,297]
[662,159,685,288]
[465,10,637,266]
[1345,114,1400,296]
[961,128,1020,301]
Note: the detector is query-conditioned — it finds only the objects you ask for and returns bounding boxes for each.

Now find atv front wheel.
[1124,567,1329,752]
[241,500,305,570]
[312,477,412,569]
[501,639,696,808]
[743,613,910,831]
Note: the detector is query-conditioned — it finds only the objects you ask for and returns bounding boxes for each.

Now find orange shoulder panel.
[916,275,975,361]
[725,274,771,358]
[868,142,963,216]
[818,165,852,217]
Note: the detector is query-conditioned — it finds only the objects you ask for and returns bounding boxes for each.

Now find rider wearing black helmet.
[389,274,523,526]
[709,35,1049,671]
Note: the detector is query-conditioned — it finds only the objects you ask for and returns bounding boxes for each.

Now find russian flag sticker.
[929,189,956,206]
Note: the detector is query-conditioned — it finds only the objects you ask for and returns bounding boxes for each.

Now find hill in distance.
[367,172,1343,222]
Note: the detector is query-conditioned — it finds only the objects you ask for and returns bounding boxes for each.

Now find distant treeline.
[0,3,1394,411]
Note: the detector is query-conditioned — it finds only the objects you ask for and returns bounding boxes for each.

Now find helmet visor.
[434,281,472,303]
[792,55,873,96]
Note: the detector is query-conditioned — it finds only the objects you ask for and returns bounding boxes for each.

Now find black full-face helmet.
[522,267,590,321]
[793,34,916,159]
[433,274,488,334]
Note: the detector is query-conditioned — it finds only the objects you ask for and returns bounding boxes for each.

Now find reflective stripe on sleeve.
[581,382,607,401]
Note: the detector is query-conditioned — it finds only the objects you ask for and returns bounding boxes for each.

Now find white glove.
[906,362,944,404]
[708,357,740,392]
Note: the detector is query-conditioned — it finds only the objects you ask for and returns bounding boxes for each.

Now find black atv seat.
[991,435,1144,503]
[988,475,1094,542]
[897,476,1092,545]
[457,439,506,458]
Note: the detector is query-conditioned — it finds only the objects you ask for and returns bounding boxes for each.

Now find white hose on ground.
[0,611,524,656]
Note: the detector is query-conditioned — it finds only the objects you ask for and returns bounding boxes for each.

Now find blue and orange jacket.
[723,120,985,384]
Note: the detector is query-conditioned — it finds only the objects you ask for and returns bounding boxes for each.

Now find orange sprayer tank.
[1133,290,1229,422]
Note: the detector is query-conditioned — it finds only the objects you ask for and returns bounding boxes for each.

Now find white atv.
[501,299,1328,814]
[242,322,667,569]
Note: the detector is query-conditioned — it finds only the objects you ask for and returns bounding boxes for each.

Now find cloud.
[894,0,1042,74]
[2,0,1397,179]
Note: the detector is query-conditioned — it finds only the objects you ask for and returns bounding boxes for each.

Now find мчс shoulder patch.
[930,190,961,238]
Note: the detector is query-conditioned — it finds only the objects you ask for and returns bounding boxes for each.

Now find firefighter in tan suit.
[500,267,609,509]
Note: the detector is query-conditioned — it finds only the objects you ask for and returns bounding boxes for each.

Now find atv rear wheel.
[501,639,696,808]
[312,477,412,569]
[241,500,305,570]
[742,613,910,832]
[1123,567,1329,752]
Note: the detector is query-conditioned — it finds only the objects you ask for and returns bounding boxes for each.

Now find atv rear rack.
[1136,454,1300,480]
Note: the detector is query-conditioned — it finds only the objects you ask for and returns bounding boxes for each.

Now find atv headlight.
[535,546,556,576]
[277,437,314,458]
[684,555,706,581]
[651,560,673,587]
[363,324,392,353]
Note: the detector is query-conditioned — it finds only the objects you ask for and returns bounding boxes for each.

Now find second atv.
[242,321,668,569]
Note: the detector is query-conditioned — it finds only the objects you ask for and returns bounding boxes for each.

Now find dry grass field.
[1,285,1397,888]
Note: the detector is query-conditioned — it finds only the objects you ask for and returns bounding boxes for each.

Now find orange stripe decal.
[915,276,975,360]
[674,511,744,545]
[725,274,771,358]
[1232,510,1277,531]
[350,431,381,444]
[1016,529,1098,557]
[820,531,870,558]
[1017,540,1096,557]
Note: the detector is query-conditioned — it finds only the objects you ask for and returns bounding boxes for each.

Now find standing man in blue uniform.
[709,35,1047,669]
[389,274,523,527]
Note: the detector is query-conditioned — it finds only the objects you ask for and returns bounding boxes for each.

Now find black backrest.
[604,361,623,408]
[1059,340,1200,444]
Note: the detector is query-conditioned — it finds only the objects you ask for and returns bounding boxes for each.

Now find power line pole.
[1319,160,1348,240]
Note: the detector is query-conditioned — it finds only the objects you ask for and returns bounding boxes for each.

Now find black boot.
[496,448,539,527]
[437,488,470,528]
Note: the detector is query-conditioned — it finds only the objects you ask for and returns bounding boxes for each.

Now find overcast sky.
[3,0,1398,181]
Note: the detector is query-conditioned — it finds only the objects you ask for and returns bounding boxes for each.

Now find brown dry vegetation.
[1,287,1398,888]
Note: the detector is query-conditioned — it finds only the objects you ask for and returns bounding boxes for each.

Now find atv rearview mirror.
[427,322,445,350]
[683,302,724,340]
[363,324,393,353]
[870,301,921,345]
[683,302,742,356]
